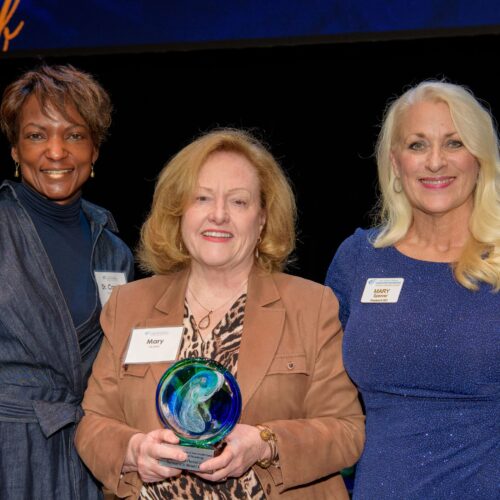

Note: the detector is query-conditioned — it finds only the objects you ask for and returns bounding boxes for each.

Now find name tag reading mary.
[124,327,183,364]
[156,358,242,471]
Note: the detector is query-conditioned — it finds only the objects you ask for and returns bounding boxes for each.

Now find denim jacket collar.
[0,180,119,233]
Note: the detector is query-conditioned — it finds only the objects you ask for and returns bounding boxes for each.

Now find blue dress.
[326,228,499,499]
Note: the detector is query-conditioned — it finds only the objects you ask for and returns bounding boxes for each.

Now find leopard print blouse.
[140,294,266,500]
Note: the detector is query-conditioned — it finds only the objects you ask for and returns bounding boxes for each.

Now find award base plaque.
[159,445,215,471]
[156,358,241,471]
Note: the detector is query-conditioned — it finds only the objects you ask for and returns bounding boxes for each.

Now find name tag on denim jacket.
[123,327,184,364]
[95,271,127,306]
[361,278,404,303]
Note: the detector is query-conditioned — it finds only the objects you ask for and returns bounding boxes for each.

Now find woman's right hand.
[123,429,188,483]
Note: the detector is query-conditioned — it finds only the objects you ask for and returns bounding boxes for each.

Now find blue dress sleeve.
[325,229,363,330]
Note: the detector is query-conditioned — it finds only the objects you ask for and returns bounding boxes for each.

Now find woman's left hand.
[196,424,268,481]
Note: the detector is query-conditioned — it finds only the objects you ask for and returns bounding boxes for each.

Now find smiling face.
[11,94,98,205]
[390,100,479,221]
[181,150,266,275]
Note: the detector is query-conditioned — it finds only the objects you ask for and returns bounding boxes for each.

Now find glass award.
[156,357,242,471]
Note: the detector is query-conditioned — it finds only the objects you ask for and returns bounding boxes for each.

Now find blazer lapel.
[139,268,286,409]
[143,269,190,383]
[238,270,285,411]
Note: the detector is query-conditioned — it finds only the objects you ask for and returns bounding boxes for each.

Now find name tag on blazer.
[123,326,183,364]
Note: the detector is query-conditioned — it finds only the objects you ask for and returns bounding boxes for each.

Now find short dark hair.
[0,64,112,146]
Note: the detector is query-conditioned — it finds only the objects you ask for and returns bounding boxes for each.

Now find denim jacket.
[0,181,134,499]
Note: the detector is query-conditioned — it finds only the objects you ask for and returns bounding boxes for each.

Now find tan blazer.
[75,268,364,499]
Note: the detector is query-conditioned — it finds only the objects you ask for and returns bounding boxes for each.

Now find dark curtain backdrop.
[1,33,499,282]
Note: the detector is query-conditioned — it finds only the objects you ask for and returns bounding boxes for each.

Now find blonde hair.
[374,80,500,291]
[138,128,296,275]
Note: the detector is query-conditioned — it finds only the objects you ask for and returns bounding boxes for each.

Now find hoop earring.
[14,161,20,178]
[90,163,95,178]
[393,177,403,194]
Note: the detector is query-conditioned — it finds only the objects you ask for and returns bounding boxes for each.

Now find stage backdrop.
[2,0,500,54]
[1,4,499,496]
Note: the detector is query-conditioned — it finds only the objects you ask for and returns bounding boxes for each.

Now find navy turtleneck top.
[15,183,95,329]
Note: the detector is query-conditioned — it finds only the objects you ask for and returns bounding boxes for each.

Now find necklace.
[188,280,248,330]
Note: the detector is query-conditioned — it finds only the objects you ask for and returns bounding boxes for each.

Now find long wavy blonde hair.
[138,128,296,275]
[374,80,500,291]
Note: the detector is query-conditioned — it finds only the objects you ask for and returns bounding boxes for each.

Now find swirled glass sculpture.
[156,358,242,448]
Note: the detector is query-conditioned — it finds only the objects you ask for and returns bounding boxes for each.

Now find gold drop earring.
[90,163,95,178]
[14,161,20,178]
[255,237,262,259]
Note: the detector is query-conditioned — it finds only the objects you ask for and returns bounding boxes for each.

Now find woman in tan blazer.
[75,129,364,499]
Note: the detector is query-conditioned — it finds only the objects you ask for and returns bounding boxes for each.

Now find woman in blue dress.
[326,81,499,499]
[0,65,134,499]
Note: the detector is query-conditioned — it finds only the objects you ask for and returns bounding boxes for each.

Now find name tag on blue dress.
[361,278,404,303]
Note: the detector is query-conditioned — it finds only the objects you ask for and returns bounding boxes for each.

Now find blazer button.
[266,484,271,495]
[287,362,294,370]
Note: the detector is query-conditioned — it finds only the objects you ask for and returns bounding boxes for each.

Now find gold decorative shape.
[1,0,25,52]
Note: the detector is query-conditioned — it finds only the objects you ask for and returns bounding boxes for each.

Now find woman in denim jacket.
[0,64,134,499]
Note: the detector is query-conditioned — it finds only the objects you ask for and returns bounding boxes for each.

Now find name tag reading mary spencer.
[361,278,404,303]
